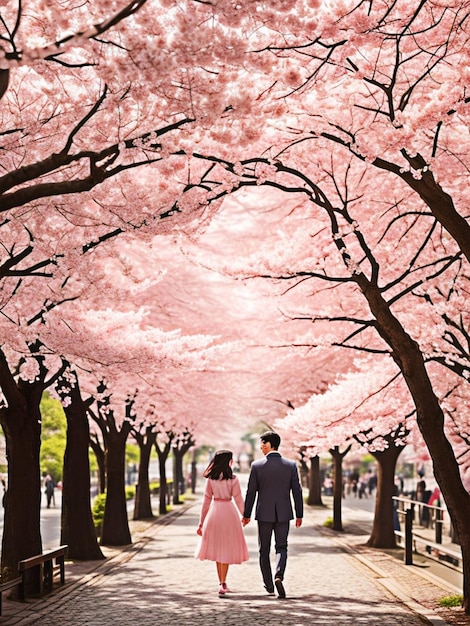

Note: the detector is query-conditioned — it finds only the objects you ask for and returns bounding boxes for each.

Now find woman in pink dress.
[195,450,249,595]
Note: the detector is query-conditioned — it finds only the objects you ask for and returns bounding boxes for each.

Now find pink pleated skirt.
[195,500,249,564]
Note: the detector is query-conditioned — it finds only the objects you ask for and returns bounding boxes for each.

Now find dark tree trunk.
[366,442,404,549]
[353,272,470,612]
[330,446,351,531]
[191,461,197,493]
[100,423,132,546]
[59,374,104,560]
[172,437,193,505]
[307,455,324,506]
[394,156,470,265]
[172,453,182,505]
[0,377,43,587]
[133,427,157,520]
[155,437,172,516]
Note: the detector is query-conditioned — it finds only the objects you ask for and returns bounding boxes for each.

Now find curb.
[316,524,452,626]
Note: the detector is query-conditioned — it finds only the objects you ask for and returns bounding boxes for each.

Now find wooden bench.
[18,545,68,600]
[0,577,22,615]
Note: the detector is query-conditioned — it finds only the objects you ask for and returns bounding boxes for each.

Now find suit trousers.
[257,520,290,589]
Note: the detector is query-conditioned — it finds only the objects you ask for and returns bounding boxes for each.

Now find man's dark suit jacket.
[244,452,304,522]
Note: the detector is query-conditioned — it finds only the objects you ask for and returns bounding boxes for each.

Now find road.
[0,491,63,552]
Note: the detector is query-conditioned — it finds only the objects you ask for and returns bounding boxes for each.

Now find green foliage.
[125,486,135,500]
[88,450,98,473]
[40,392,66,483]
[323,517,334,528]
[92,493,107,530]
[359,454,375,473]
[439,594,463,608]
[126,443,139,466]
[150,481,160,494]
[149,479,173,494]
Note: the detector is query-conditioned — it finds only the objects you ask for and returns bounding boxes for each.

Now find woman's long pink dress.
[194,475,249,564]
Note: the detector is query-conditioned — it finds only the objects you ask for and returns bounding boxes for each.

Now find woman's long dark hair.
[203,450,233,480]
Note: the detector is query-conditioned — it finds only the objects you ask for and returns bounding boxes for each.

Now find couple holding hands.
[195,431,304,599]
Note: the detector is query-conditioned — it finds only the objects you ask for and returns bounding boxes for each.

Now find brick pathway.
[0,493,455,625]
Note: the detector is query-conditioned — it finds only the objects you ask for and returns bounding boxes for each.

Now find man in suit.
[242,431,303,599]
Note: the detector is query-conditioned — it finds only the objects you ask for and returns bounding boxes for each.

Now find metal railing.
[393,496,462,572]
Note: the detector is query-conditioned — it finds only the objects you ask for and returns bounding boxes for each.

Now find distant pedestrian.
[323,475,333,496]
[242,431,303,600]
[416,474,426,502]
[428,487,440,507]
[416,472,426,525]
[194,450,249,596]
[367,470,377,496]
[44,474,55,508]
[358,475,368,499]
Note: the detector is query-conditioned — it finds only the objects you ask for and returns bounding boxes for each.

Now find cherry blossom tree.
[55,365,105,561]
[275,357,417,544]
[131,424,158,520]
[51,300,232,545]
[3,1,470,613]
[168,97,469,599]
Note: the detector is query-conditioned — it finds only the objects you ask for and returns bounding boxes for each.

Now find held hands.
[241,517,250,527]
[295,518,303,528]
[197,525,202,536]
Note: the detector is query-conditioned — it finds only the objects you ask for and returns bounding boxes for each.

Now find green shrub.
[149,479,174,495]
[439,594,463,608]
[125,486,135,500]
[92,493,106,531]
[150,481,160,494]
[323,517,334,528]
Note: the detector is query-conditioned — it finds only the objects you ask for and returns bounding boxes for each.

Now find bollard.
[435,509,443,544]
[405,508,413,565]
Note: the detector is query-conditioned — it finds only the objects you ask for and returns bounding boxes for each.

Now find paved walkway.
[2,491,464,626]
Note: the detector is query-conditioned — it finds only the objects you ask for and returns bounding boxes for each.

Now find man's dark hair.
[260,431,281,450]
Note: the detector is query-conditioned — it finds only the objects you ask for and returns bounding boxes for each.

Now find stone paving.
[0,493,457,626]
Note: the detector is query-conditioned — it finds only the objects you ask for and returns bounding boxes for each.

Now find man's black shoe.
[275,578,286,599]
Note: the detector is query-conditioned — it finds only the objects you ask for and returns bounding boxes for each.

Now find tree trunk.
[307,455,324,506]
[157,446,170,515]
[172,440,193,505]
[366,442,404,549]
[330,446,351,531]
[397,156,470,265]
[0,376,43,591]
[59,376,104,560]
[355,274,470,612]
[155,434,173,515]
[190,449,198,494]
[101,424,132,546]
[307,456,324,506]
[133,428,156,520]
[172,452,182,505]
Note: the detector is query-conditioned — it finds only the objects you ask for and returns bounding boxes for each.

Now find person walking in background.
[416,472,426,525]
[194,450,249,596]
[242,431,303,600]
[44,473,55,508]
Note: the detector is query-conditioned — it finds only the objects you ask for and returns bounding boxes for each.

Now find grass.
[439,594,463,608]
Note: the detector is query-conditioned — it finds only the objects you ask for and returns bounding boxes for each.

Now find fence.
[393,496,462,572]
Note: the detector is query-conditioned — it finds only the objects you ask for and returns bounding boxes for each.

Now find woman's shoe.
[222,582,231,592]
[218,583,226,596]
